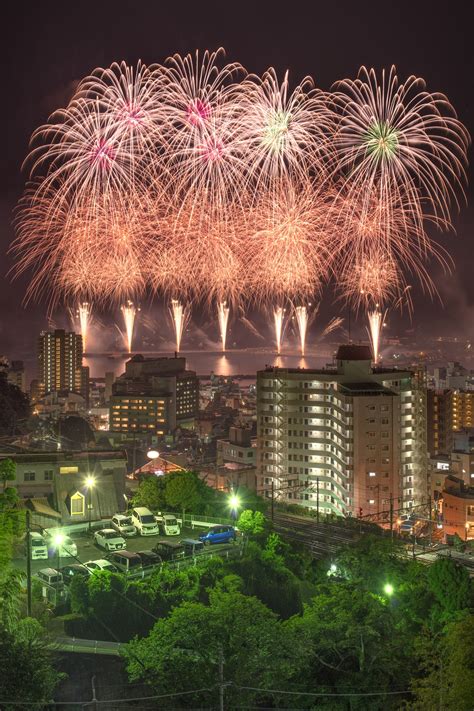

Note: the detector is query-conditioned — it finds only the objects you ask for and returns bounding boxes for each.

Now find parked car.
[84,559,119,573]
[181,538,204,556]
[94,529,126,552]
[135,550,162,568]
[131,507,159,536]
[199,525,236,546]
[106,550,143,574]
[111,514,137,537]
[27,532,48,560]
[153,541,185,561]
[60,564,90,585]
[36,568,64,588]
[46,534,78,558]
[155,514,180,536]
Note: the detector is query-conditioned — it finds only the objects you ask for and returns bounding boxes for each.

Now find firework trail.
[367,309,385,363]
[274,306,285,355]
[321,316,344,338]
[217,301,230,352]
[78,302,91,352]
[170,299,188,353]
[121,300,137,353]
[295,305,309,356]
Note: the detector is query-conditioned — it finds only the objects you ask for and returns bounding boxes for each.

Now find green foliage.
[427,557,472,624]
[0,459,16,489]
[409,614,474,710]
[287,583,409,706]
[335,535,408,591]
[237,509,266,535]
[0,625,63,710]
[131,475,167,511]
[69,574,90,615]
[165,471,200,513]
[0,568,25,632]
[124,591,301,708]
[230,539,303,618]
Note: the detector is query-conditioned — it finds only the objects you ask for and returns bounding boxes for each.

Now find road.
[13,525,236,575]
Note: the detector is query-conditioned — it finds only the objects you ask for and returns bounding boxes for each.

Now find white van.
[155,514,181,536]
[28,532,48,560]
[131,507,159,536]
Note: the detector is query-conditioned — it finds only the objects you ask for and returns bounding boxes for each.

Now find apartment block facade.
[257,345,428,517]
[110,355,199,435]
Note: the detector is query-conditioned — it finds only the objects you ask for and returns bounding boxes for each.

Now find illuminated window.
[60,466,79,474]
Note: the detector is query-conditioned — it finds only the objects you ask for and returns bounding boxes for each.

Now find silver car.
[111,514,137,537]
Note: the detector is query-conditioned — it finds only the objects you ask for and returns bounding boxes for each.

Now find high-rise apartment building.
[38,329,88,402]
[427,389,474,455]
[110,355,199,435]
[257,345,428,517]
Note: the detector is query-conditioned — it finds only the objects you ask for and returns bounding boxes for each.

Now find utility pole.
[218,644,225,711]
[389,493,394,542]
[316,477,320,523]
[26,509,32,617]
[271,480,275,522]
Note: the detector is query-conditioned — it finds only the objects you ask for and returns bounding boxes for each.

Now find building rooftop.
[336,344,372,361]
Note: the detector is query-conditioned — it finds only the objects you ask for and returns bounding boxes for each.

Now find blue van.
[199,525,236,546]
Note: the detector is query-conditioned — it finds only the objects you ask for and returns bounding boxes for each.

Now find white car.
[84,559,119,573]
[93,529,126,552]
[131,507,159,536]
[111,514,137,537]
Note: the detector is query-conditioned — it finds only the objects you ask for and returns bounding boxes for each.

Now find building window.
[368,472,376,477]
[70,491,85,515]
[44,470,54,481]
[24,471,36,482]
[60,466,79,474]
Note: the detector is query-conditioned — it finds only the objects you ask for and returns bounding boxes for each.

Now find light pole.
[53,532,65,573]
[85,476,96,533]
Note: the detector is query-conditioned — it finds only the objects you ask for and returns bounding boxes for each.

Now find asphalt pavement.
[13,525,213,575]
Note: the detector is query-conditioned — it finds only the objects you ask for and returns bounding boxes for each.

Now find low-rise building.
[0,449,127,525]
[440,475,474,540]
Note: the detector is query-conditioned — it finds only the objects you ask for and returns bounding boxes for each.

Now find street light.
[383,583,394,597]
[85,476,96,533]
[147,450,159,460]
[228,492,241,521]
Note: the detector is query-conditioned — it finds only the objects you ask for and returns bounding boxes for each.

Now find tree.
[410,614,474,710]
[427,558,472,624]
[165,471,200,517]
[237,509,266,535]
[287,583,409,706]
[0,374,30,437]
[132,476,167,511]
[0,459,16,492]
[124,591,301,708]
[0,625,62,709]
[229,539,303,618]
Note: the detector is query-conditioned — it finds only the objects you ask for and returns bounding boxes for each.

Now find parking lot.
[13,525,238,576]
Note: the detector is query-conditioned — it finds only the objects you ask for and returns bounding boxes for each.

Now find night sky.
[1,0,473,356]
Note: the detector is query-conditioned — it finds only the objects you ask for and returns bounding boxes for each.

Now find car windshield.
[121,517,133,526]
[140,515,155,524]
[31,540,44,547]
[105,531,119,539]
[166,518,177,526]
